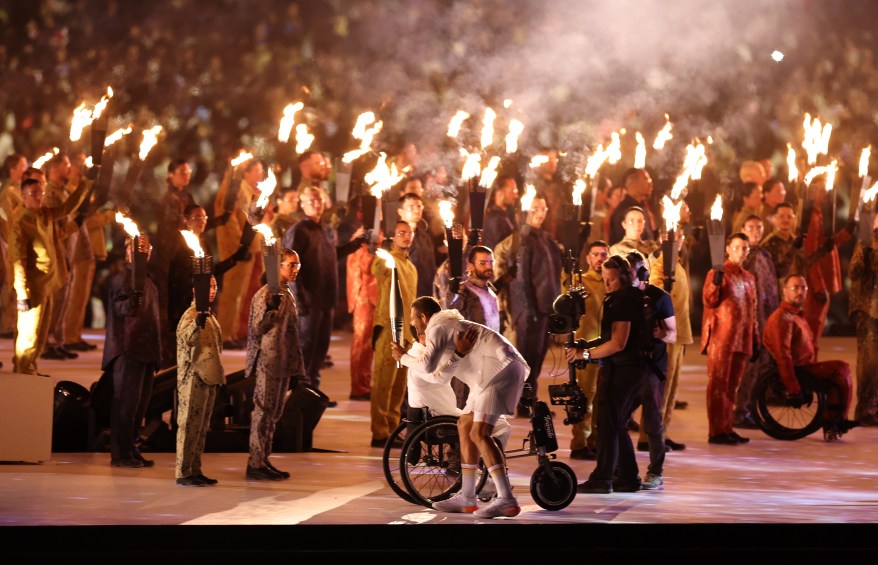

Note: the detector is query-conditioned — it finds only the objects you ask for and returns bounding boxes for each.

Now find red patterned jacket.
[701,261,757,356]
[762,301,816,395]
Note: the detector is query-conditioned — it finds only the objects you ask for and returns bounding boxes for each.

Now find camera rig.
[547,277,595,426]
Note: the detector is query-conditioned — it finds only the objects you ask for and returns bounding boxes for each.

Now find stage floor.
[2,331,878,556]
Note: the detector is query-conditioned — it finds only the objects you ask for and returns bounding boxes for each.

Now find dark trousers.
[637,371,665,477]
[110,356,155,460]
[588,363,646,488]
[298,307,333,389]
[514,314,550,402]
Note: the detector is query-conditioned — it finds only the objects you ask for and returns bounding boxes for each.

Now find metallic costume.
[346,244,377,398]
[763,301,852,426]
[246,284,305,469]
[848,241,878,424]
[702,262,758,437]
[369,248,417,442]
[175,305,225,480]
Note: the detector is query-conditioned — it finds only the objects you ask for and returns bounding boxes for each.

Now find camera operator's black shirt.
[600,285,647,365]
[644,283,675,374]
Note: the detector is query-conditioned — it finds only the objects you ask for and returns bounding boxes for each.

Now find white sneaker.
[432,492,478,513]
[473,496,521,519]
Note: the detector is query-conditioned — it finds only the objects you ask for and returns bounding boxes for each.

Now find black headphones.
[636,265,649,282]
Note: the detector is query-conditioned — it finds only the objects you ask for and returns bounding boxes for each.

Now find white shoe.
[473,496,521,519]
[432,492,478,513]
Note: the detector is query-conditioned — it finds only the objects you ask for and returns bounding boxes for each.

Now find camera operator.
[626,251,676,491]
[567,241,610,461]
[565,255,650,494]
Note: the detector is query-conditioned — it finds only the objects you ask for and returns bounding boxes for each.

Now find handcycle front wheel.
[530,461,577,511]
[399,416,487,508]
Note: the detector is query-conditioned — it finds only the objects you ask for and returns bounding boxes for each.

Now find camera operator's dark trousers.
[514,314,551,404]
[298,307,333,390]
[635,371,665,476]
[588,362,646,489]
[110,356,156,461]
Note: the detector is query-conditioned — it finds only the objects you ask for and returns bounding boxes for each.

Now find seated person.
[762,274,859,441]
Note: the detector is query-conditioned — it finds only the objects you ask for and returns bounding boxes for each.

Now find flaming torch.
[277,102,304,143]
[223,150,254,214]
[706,195,726,269]
[661,195,683,291]
[855,147,874,241]
[181,229,213,314]
[375,248,405,367]
[295,123,314,155]
[253,224,280,294]
[121,125,163,197]
[634,132,647,169]
[90,87,113,167]
[505,119,524,154]
[439,200,463,282]
[447,110,470,140]
[249,168,277,224]
[363,153,406,244]
[33,148,60,170]
[860,180,878,246]
[653,114,673,150]
[116,212,148,297]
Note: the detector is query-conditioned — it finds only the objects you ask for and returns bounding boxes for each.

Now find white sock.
[461,464,479,498]
[488,464,513,499]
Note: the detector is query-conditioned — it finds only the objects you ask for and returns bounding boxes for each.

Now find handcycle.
[383,384,579,511]
[752,366,843,440]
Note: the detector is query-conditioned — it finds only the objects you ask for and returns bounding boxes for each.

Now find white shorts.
[465,358,529,419]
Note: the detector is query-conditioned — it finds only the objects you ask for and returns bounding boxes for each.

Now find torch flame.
[479,156,501,189]
[709,195,723,221]
[528,155,549,169]
[860,146,871,178]
[607,131,623,165]
[670,140,708,201]
[803,161,838,187]
[230,150,254,167]
[572,179,587,206]
[252,223,276,246]
[180,230,204,257]
[92,87,113,120]
[115,212,141,237]
[364,153,405,197]
[460,149,482,181]
[375,247,396,269]
[33,147,60,169]
[447,110,470,138]
[863,180,878,204]
[480,107,496,149]
[520,183,537,212]
[584,144,608,178]
[69,102,94,142]
[84,156,94,168]
[825,159,838,191]
[294,123,314,154]
[138,125,162,160]
[662,195,683,232]
[634,132,646,168]
[802,114,832,166]
[343,112,383,163]
[786,143,798,182]
[277,102,304,142]
[653,114,673,150]
[505,119,524,153]
[105,126,133,147]
[255,169,278,209]
[438,201,455,228]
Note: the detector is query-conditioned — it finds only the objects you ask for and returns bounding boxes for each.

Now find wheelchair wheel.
[530,461,577,511]
[399,416,487,508]
[382,421,417,504]
[754,372,824,440]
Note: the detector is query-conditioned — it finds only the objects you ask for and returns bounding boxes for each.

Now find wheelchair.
[384,385,578,511]
[752,366,842,440]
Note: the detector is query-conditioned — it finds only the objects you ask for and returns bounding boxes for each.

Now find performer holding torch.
[174,230,225,486]
[369,221,416,449]
[701,197,758,445]
[103,218,161,468]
